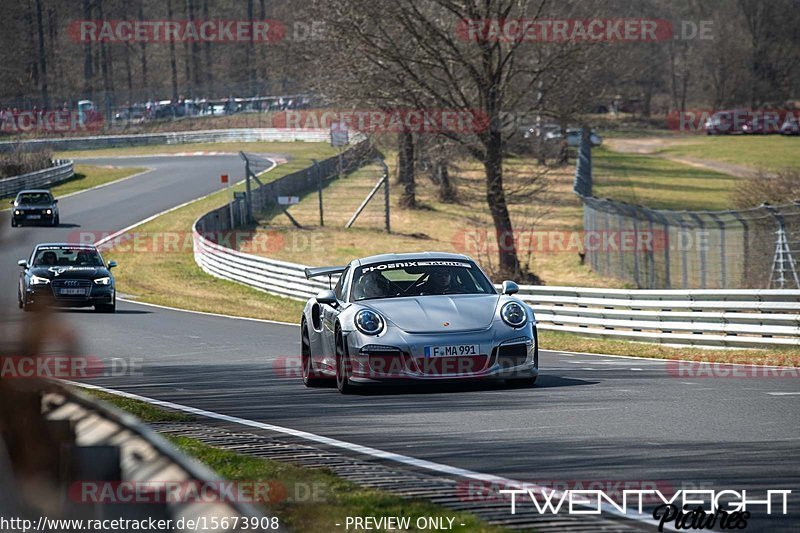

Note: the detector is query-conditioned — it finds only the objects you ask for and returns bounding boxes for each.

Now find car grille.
[51,279,92,298]
[412,355,489,376]
[495,342,530,369]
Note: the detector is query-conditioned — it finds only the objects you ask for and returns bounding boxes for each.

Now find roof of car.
[17,189,51,194]
[354,251,472,266]
[35,243,97,249]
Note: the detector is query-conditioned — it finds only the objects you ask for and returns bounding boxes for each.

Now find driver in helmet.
[356,270,389,299]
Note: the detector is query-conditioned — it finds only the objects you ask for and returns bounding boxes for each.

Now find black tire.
[22,297,36,313]
[95,296,116,313]
[335,328,356,394]
[302,322,328,387]
[11,219,17,227]
[17,291,23,309]
[52,215,59,226]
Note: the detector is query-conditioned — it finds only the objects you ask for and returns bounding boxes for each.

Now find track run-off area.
[1,152,798,532]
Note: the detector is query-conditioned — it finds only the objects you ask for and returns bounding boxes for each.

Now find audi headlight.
[45,209,52,215]
[30,275,50,285]
[501,302,527,328]
[355,309,384,335]
[14,210,21,216]
[93,277,112,285]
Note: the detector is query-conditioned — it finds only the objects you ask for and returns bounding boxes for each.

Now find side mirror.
[315,289,337,306]
[53,199,58,204]
[501,280,519,295]
[107,260,117,269]
[18,259,27,268]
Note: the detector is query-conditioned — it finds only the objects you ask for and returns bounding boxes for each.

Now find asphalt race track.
[2,154,799,531]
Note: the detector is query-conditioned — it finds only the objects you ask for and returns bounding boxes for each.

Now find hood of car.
[363,294,499,333]
[29,266,110,280]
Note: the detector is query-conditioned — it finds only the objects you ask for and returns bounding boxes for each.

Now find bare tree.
[309,0,587,279]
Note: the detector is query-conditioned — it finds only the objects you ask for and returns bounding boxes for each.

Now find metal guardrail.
[0,128,332,153]
[0,159,73,198]
[514,285,800,348]
[0,380,276,532]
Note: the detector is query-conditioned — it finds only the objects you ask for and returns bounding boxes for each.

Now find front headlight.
[30,275,50,285]
[93,277,112,285]
[355,309,384,336]
[14,210,21,216]
[501,302,527,328]
[45,209,52,215]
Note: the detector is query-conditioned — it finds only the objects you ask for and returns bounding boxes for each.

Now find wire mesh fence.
[244,144,389,233]
[574,132,800,289]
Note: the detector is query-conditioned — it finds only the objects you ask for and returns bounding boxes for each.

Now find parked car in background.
[780,115,800,135]
[545,128,603,147]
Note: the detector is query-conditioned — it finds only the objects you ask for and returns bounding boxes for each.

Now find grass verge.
[51,164,146,197]
[592,146,740,210]
[85,389,194,423]
[538,330,799,366]
[659,135,800,173]
[83,388,514,533]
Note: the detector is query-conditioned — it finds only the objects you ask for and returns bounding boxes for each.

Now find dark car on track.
[18,243,117,313]
[11,189,59,227]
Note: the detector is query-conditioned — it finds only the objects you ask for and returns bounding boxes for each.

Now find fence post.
[313,159,323,227]
[688,213,707,289]
[244,159,253,224]
[377,158,391,233]
[708,213,726,288]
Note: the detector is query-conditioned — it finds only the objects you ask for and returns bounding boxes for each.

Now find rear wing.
[304,266,347,280]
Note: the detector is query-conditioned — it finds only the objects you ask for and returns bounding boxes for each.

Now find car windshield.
[351,260,496,301]
[33,247,104,267]
[17,193,52,205]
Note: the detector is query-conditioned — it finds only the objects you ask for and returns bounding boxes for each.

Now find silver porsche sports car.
[301,252,538,393]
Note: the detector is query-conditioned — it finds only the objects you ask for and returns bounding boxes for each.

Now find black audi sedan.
[11,189,60,227]
[18,244,117,312]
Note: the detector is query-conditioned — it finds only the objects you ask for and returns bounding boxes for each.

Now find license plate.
[424,344,479,357]
[26,214,41,219]
[59,288,86,295]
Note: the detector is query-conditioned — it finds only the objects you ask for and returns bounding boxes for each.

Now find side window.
[333,267,349,301]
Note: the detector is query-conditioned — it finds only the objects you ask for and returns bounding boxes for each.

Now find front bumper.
[25,284,114,308]
[13,215,57,225]
[343,327,538,384]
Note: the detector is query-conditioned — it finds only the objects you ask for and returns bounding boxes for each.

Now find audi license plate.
[424,344,479,357]
[26,214,41,219]
[59,288,87,296]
